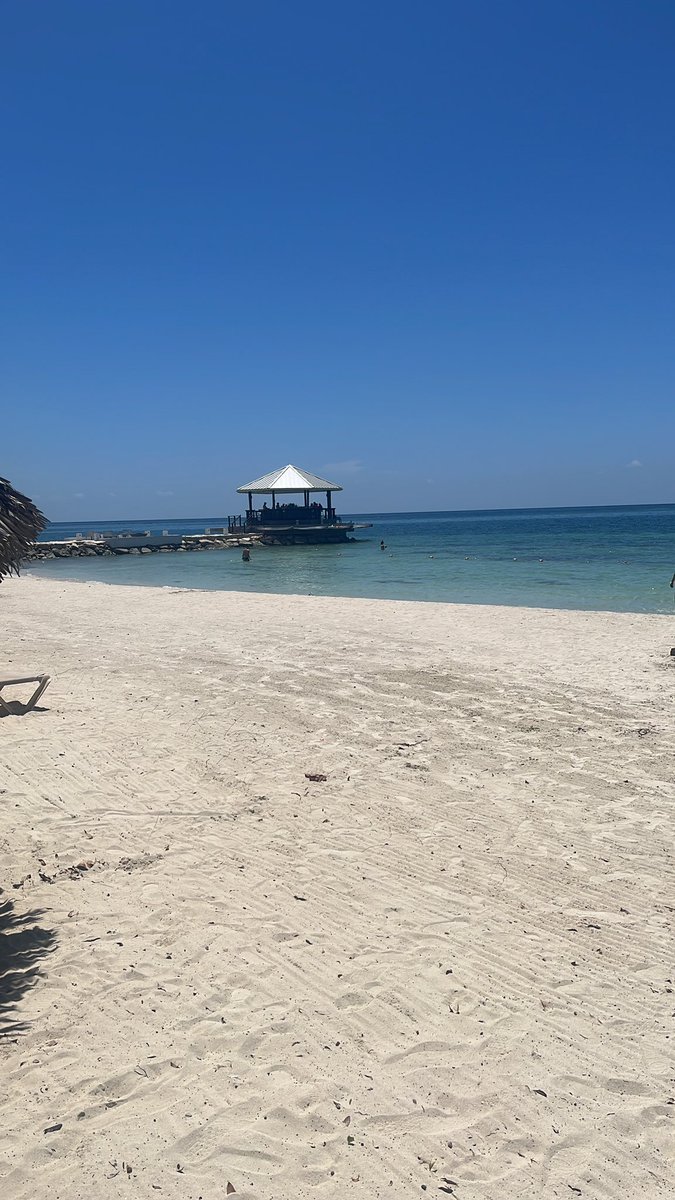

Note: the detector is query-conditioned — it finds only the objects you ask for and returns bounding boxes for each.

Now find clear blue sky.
[3,1,673,519]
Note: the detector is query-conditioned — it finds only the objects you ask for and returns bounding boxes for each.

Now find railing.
[228,507,342,533]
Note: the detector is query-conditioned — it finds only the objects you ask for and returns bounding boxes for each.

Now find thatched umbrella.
[0,478,47,583]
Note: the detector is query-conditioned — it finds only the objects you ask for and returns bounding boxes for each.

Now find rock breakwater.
[26,534,260,562]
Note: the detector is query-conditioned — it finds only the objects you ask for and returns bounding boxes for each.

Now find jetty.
[24,463,366,561]
[228,464,355,545]
[26,529,258,562]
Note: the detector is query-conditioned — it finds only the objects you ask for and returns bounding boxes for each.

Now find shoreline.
[1,575,673,1198]
[21,566,675,619]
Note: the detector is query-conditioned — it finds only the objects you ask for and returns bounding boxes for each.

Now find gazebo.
[229,464,354,544]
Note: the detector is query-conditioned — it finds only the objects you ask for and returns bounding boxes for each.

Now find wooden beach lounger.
[0,674,51,715]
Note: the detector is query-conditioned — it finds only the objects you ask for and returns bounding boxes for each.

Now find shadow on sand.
[0,703,50,718]
[0,897,56,1039]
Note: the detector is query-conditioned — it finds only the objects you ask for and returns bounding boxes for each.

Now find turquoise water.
[31,505,675,614]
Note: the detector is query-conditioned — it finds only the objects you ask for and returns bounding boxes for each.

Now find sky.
[2,0,674,519]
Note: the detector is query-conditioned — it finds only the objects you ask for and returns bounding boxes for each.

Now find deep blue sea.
[31,505,675,614]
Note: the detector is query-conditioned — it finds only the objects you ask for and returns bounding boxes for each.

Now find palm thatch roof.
[0,478,47,583]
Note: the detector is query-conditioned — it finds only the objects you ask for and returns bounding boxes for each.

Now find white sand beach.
[1,575,673,1199]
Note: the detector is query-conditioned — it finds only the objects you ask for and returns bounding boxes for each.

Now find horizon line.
[44,499,675,525]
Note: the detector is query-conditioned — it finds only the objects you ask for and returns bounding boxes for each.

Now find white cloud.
[322,459,363,476]
[627,459,643,468]
[156,489,174,496]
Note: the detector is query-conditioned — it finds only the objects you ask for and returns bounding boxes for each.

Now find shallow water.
[31,504,675,613]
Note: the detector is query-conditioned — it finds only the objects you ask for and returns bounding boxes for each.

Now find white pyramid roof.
[237,464,343,494]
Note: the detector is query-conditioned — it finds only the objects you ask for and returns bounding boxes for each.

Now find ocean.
[31,504,675,614]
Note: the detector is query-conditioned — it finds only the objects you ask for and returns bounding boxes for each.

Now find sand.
[1,575,673,1199]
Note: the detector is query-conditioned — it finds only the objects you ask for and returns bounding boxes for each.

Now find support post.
[326,490,332,522]
[248,492,253,521]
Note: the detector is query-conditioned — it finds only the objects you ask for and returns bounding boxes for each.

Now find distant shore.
[2,575,673,1198]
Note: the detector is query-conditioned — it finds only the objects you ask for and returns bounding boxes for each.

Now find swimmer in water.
[242,547,251,562]
[380,540,386,551]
